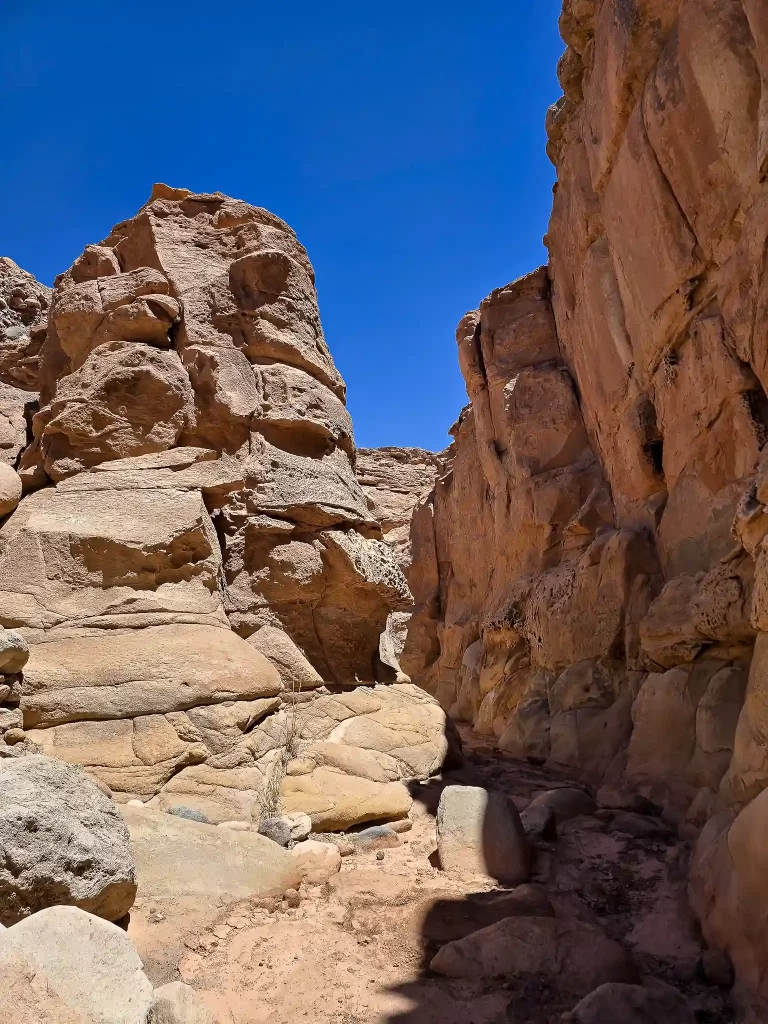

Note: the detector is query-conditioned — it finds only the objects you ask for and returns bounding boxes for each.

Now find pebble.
[390,819,413,834]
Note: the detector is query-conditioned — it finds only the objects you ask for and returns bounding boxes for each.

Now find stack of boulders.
[0,187,452,834]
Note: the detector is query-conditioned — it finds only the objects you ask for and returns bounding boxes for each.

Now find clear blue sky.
[1,1,564,452]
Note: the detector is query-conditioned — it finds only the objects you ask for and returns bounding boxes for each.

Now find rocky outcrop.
[0,188,450,830]
[356,446,443,680]
[401,1,768,1008]
[356,446,443,571]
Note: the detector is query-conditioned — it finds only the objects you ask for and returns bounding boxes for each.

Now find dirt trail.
[129,730,735,1024]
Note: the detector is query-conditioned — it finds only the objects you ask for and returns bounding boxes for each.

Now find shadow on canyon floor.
[376,733,736,1024]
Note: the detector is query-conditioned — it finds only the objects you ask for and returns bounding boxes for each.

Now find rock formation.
[356,446,443,571]
[401,0,768,1013]
[356,446,443,679]
[0,186,449,830]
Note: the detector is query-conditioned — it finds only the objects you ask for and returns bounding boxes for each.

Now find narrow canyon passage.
[128,729,734,1024]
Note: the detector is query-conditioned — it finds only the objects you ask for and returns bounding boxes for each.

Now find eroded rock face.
[0,258,50,392]
[401,3,768,1008]
[356,446,443,570]
[0,188,447,833]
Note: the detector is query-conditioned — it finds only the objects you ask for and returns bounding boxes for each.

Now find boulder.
[419,884,554,944]
[0,755,136,925]
[258,816,292,847]
[0,943,91,1024]
[525,787,597,824]
[39,341,194,480]
[0,906,154,1023]
[282,767,413,831]
[430,916,636,997]
[121,803,302,902]
[152,982,216,1024]
[345,824,400,851]
[0,463,21,516]
[436,785,530,884]
[290,838,342,883]
[567,982,694,1024]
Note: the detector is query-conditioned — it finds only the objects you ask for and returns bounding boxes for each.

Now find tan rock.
[0,944,92,1024]
[0,462,21,515]
[152,981,216,1024]
[121,802,302,902]
[247,625,324,690]
[0,905,154,1024]
[39,341,194,480]
[0,381,35,468]
[20,624,281,727]
[281,767,412,831]
[290,839,342,883]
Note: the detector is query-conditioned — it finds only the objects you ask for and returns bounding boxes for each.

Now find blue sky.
[0,1,564,452]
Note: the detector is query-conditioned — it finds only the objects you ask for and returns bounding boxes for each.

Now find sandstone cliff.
[402,0,768,1011]
[0,187,450,830]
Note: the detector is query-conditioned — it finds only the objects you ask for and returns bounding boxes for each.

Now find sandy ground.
[129,734,736,1024]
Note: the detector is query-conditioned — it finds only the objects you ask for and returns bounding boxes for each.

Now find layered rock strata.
[0,187,449,828]
[402,1,768,1010]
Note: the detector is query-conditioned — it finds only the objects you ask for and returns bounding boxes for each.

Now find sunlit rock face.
[401,4,768,1009]
[0,186,449,831]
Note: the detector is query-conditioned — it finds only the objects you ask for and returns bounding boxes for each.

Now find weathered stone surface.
[0,943,92,1024]
[0,756,136,925]
[0,257,50,391]
[39,342,194,481]
[0,906,154,1024]
[247,625,324,690]
[152,982,216,1024]
[0,627,28,674]
[569,982,694,1024]
[0,463,21,515]
[20,625,281,727]
[436,785,530,884]
[282,768,413,832]
[356,446,442,569]
[121,803,302,901]
[0,381,35,469]
[290,838,342,883]
[430,916,636,996]
[393,5,768,1008]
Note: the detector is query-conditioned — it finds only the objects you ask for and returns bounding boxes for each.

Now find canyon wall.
[403,0,768,1011]
[0,187,450,831]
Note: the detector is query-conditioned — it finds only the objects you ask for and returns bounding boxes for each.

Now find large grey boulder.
[0,905,154,1023]
[436,785,530,884]
[0,755,137,925]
